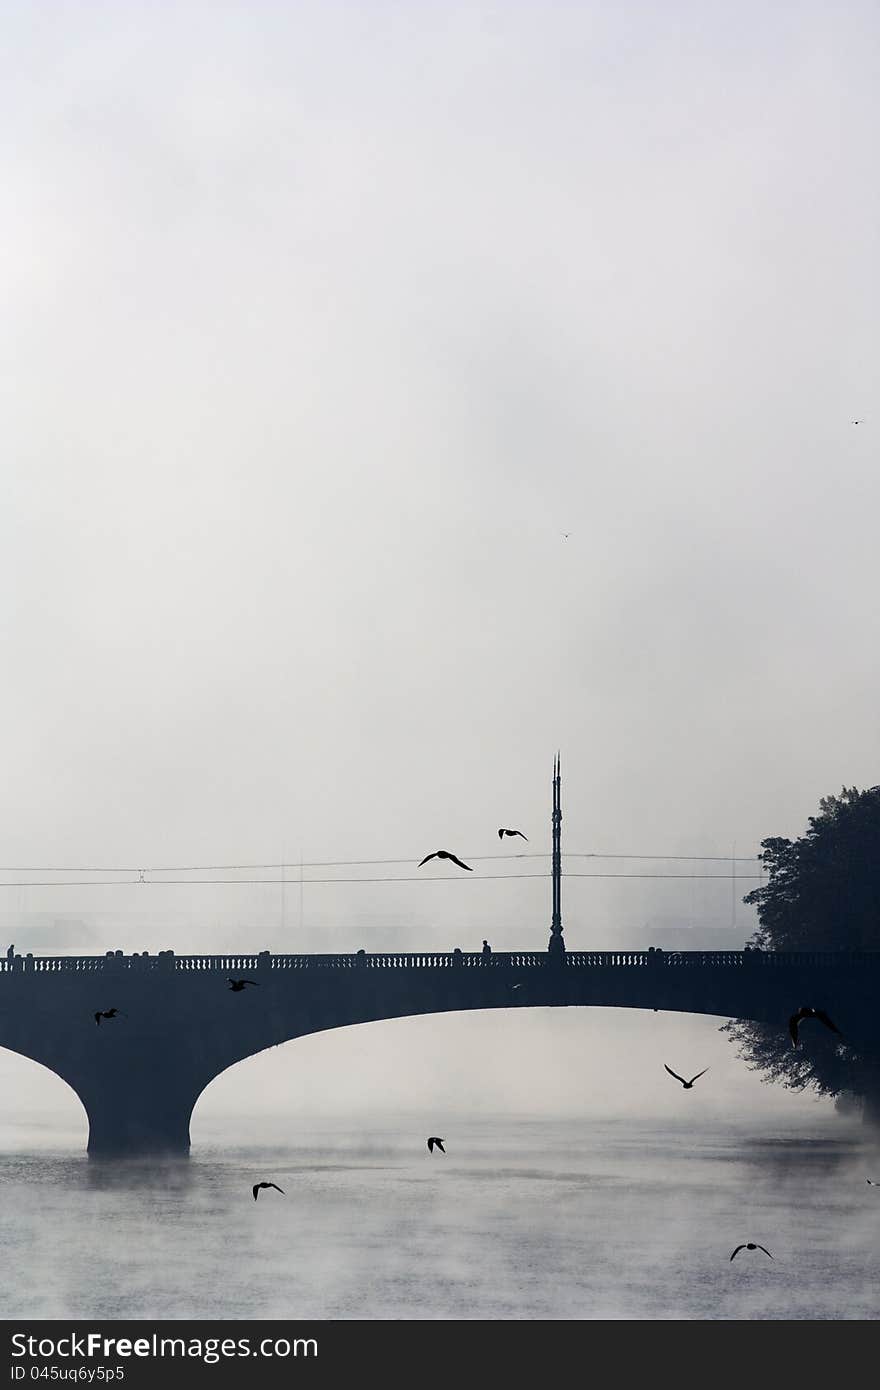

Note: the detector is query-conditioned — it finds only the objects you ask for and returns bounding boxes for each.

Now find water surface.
[1,1113,877,1319]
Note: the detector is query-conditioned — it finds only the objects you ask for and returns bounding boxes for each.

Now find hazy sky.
[1,2,878,1128]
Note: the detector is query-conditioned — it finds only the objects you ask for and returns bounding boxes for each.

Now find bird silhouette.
[418,851,472,871]
[427,1137,446,1154]
[664,1064,709,1089]
[228,979,260,992]
[851,419,861,424]
[252,1182,284,1201]
[867,1178,879,1186]
[94,1008,123,1026]
[730,1243,773,1261]
[788,1006,842,1048]
[498,828,528,841]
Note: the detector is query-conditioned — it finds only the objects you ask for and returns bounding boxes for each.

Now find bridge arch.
[2,949,877,1155]
[0,1045,88,1147]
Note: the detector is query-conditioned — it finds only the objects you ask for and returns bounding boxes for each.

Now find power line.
[0,872,763,887]
[0,856,542,867]
[565,853,761,862]
[0,851,762,874]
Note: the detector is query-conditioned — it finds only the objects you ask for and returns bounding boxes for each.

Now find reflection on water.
[1,1114,878,1320]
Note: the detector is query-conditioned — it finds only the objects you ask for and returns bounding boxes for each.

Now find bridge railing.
[2,949,879,975]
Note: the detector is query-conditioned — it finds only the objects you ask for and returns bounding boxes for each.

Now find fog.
[1,1,878,1139]
[2,1108,877,1319]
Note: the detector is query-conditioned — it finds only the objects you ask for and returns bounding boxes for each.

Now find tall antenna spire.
[549,751,565,957]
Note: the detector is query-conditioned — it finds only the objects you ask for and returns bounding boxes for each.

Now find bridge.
[2,758,878,1155]
[2,946,878,1155]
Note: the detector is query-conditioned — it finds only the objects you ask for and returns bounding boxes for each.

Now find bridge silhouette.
[2,758,878,1155]
[2,946,878,1155]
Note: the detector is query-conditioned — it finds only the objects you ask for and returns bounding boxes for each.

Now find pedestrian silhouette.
[481,939,492,964]
[6,944,13,960]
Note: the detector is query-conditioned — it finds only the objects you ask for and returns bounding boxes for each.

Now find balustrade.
[0,949,875,976]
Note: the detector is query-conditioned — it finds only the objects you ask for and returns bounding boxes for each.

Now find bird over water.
[788,1006,842,1048]
[664,1065,709,1089]
[730,1243,773,1261]
[427,1137,446,1154]
[418,851,472,871]
[253,1182,284,1201]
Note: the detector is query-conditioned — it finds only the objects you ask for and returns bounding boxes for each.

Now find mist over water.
[2,1113,878,1321]
[2,1012,879,1321]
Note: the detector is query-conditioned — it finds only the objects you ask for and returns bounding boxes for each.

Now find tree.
[723,785,880,1119]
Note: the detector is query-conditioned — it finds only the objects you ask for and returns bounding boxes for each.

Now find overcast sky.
[1,1,877,1128]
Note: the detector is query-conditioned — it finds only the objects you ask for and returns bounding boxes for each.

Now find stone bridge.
[1,948,877,1155]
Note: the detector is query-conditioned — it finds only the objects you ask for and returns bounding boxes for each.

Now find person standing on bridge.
[481,939,492,965]
[6,944,13,960]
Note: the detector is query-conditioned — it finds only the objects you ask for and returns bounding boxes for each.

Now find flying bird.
[228,978,260,992]
[788,1006,843,1048]
[94,1008,123,1026]
[427,1137,446,1154]
[730,1243,773,1261]
[851,419,861,424]
[418,851,472,871]
[498,828,528,841]
[867,1179,879,1186]
[664,1064,709,1089]
[252,1182,284,1201]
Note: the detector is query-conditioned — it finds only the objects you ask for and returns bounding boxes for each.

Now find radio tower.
[548,752,565,957]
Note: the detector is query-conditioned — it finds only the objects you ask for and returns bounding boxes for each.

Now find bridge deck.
[2,948,878,973]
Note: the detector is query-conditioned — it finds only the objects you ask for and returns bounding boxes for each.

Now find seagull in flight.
[788,1006,842,1048]
[498,828,528,841]
[418,851,472,871]
[94,1008,123,1026]
[252,1182,284,1201]
[867,1179,879,1186]
[664,1064,709,1089]
[730,1242,773,1262]
[228,978,260,992]
[427,1137,446,1155]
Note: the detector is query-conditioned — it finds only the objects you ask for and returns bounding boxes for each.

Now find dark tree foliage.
[742,785,880,951]
[723,785,880,1107]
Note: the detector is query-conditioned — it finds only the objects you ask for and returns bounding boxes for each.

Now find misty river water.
[1,1111,878,1320]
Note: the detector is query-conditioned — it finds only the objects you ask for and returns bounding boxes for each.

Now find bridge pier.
[70,1060,205,1157]
[85,1101,194,1157]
